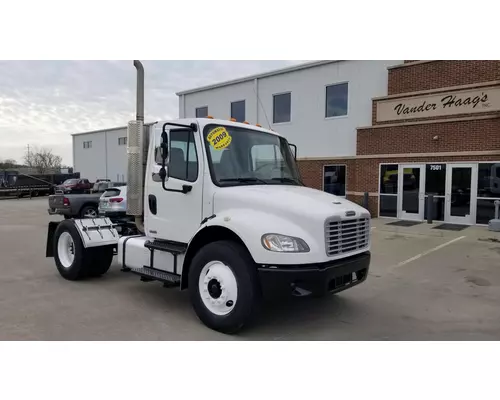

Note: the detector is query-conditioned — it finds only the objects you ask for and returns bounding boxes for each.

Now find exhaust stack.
[126,61,145,231]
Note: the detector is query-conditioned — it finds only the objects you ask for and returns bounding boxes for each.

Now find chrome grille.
[325,218,370,256]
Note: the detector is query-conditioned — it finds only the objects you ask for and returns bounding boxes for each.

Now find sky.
[0,60,304,166]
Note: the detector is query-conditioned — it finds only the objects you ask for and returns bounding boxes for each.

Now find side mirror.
[289,143,297,160]
[159,128,170,185]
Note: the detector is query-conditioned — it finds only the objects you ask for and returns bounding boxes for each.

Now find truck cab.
[47,118,371,334]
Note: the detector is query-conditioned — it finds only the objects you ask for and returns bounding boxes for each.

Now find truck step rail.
[130,267,181,285]
[144,239,187,255]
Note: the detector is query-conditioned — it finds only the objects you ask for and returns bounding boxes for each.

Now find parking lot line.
[391,235,466,270]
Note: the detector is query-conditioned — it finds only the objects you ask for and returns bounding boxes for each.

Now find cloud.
[0,60,304,165]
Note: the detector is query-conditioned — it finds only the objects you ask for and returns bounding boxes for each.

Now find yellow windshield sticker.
[207,127,232,150]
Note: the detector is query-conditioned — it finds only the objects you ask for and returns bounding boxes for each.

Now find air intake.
[126,120,144,216]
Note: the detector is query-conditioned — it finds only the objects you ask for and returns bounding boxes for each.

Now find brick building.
[177,60,500,226]
[298,60,500,225]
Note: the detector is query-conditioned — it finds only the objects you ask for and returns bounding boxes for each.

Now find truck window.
[155,129,198,182]
[251,144,284,171]
[204,125,300,185]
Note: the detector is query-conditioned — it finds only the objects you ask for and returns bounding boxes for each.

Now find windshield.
[203,124,301,186]
[63,179,78,185]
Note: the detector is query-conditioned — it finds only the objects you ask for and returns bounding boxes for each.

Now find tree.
[0,158,17,169]
[24,146,62,174]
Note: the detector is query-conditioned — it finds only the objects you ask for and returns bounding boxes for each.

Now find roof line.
[175,60,341,96]
[71,121,157,136]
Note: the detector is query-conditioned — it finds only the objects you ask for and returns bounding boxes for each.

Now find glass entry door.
[398,164,425,221]
[445,164,477,225]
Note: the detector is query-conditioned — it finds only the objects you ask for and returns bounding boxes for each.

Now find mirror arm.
[289,143,298,160]
[159,122,196,194]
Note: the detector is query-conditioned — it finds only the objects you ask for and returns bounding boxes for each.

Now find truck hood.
[213,185,370,223]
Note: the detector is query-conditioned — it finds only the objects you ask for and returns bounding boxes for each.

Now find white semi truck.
[45,61,372,333]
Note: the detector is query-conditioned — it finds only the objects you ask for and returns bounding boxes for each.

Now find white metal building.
[72,60,400,181]
[72,124,154,182]
[177,60,401,159]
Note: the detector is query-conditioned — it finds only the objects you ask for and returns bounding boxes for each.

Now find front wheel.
[188,240,262,334]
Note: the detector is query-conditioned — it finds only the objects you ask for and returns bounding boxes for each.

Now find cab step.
[144,239,187,255]
[130,267,181,285]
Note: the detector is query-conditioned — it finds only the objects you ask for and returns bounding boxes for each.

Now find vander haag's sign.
[376,86,500,122]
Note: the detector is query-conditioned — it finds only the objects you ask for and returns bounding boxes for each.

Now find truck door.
[145,127,203,244]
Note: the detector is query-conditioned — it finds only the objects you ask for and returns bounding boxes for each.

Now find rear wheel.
[188,240,262,334]
[54,220,94,280]
[87,246,114,277]
[53,220,113,280]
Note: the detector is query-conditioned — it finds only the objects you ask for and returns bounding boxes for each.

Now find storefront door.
[444,164,478,225]
[398,164,425,221]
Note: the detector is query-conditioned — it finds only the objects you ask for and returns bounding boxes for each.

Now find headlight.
[261,234,310,253]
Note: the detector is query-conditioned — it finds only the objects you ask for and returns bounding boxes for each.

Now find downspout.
[254,78,259,123]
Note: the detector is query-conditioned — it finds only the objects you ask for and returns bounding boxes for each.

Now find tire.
[80,205,98,218]
[87,246,114,277]
[188,240,262,334]
[53,220,95,280]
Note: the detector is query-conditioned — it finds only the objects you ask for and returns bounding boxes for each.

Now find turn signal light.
[230,118,236,122]
[256,124,262,127]
[110,197,123,203]
[206,116,214,119]
[243,121,249,124]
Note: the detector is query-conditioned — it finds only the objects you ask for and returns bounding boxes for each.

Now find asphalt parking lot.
[1,197,500,340]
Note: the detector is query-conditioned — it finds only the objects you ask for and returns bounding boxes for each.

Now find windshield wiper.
[271,177,303,185]
[219,177,268,185]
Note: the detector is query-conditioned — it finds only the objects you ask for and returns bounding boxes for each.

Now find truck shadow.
[238,294,365,340]
[94,266,366,340]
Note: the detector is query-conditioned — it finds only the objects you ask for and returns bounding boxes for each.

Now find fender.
[200,208,324,265]
[179,208,324,289]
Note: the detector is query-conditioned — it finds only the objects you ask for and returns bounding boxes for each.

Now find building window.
[83,141,92,149]
[273,92,291,124]
[478,163,500,198]
[118,137,127,146]
[477,162,500,224]
[196,106,208,118]
[231,100,246,122]
[379,164,398,217]
[325,82,348,118]
[380,164,398,194]
[154,130,198,182]
[323,165,346,197]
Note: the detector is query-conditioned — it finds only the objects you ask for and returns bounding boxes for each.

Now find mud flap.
[46,221,60,257]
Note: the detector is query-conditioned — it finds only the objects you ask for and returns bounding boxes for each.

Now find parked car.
[98,186,128,218]
[48,182,125,219]
[55,178,92,194]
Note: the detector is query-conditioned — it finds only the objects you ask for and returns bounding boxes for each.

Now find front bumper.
[258,251,370,297]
